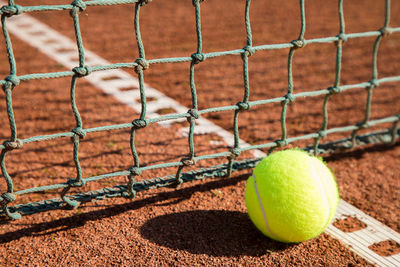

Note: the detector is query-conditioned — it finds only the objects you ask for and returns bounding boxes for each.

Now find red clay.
[0,0,399,265]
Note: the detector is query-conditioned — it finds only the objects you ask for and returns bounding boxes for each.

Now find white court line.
[3,5,400,266]
[326,200,400,266]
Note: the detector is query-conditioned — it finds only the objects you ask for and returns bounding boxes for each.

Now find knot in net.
[71,0,86,12]
[134,58,149,74]
[188,109,200,119]
[3,139,23,151]
[357,121,370,129]
[181,158,196,166]
[72,66,91,77]
[132,119,147,129]
[291,39,306,49]
[129,167,142,176]
[0,192,16,205]
[229,148,242,159]
[328,86,342,95]
[369,79,379,89]
[72,127,86,139]
[282,93,295,105]
[379,27,392,37]
[276,139,288,147]
[3,75,20,91]
[335,33,348,46]
[191,53,205,64]
[0,5,21,17]
[67,178,85,187]
[237,101,250,111]
[318,130,327,138]
[242,46,255,58]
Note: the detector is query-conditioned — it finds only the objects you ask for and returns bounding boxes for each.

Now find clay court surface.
[0,0,399,265]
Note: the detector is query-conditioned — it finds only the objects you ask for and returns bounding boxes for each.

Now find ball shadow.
[140,210,291,257]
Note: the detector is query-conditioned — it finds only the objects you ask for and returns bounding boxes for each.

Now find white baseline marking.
[326,200,400,267]
[4,5,400,266]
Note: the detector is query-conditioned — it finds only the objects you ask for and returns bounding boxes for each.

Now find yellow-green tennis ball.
[245,149,339,243]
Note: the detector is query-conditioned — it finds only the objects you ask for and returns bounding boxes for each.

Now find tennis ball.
[245,149,339,243]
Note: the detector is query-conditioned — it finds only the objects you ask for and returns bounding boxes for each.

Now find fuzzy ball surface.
[245,149,339,243]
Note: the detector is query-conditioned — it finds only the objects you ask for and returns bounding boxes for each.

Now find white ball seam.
[253,173,281,241]
[308,156,332,231]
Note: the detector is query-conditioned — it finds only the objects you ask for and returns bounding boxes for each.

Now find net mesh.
[0,0,399,219]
